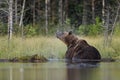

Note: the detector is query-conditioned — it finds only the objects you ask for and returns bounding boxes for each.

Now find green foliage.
[114,23,120,36]
[78,25,87,35]
[69,1,83,26]
[0,22,7,36]
[78,17,103,36]
[24,24,37,37]
[65,18,71,25]
[88,17,103,36]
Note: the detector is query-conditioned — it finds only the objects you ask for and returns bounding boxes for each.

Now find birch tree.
[33,0,36,26]
[82,0,87,25]
[19,0,26,37]
[92,0,95,24]
[45,0,49,34]
[109,0,120,42]
[102,0,120,46]
[102,0,107,25]
[8,0,13,40]
[59,0,63,27]
[102,0,108,46]
[15,0,18,24]
[19,0,26,27]
[65,0,68,21]
[51,1,56,24]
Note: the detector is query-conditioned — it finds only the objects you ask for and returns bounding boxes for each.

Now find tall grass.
[0,36,66,59]
[0,36,120,59]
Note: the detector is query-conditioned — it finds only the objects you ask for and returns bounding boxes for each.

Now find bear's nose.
[56,31,63,38]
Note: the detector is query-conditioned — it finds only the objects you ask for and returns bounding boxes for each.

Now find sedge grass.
[0,36,66,59]
[0,36,120,59]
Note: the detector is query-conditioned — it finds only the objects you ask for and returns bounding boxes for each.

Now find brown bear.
[56,31,101,60]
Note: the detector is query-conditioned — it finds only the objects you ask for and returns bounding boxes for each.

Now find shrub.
[78,17,103,36]
[24,24,37,37]
[0,22,7,36]
[114,23,120,36]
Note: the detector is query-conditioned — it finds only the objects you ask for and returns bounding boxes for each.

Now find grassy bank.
[0,36,120,59]
[0,36,66,59]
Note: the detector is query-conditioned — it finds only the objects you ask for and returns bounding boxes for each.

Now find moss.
[9,54,48,63]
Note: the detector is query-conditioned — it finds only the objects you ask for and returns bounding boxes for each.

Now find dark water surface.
[0,59,120,80]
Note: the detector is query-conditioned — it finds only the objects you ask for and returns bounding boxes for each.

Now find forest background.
[0,0,120,59]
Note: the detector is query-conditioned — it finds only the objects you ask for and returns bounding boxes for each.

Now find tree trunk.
[102,0,105,26]
[19,0,26,38]
[110,2,120,42]
[51,1,55,24]
[8,0,13,40]
[33,0,36,26]
[59,0,63,27]
[82,0,87,25]
[102,0,109,46]
[15,0,18,24]
[45,0,48,34]
[48,0,50,22]
[105,6,109,46]
[65,0,68,21]
[38,0,41,9]
[19,0,26,27]
[102,0,108,46]
[92,0,95,24]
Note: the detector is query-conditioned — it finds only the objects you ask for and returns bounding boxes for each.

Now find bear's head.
[56,31,78,46]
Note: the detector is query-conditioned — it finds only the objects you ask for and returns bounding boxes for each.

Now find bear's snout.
[56,31,63,38]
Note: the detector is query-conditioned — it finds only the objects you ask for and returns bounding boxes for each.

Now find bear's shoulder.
[77,39,88,45]
[72,39,90,49]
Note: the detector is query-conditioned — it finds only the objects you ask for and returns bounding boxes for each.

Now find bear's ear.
[68,31,72,35]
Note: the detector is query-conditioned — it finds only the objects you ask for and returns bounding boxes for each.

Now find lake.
[0,59,120,80]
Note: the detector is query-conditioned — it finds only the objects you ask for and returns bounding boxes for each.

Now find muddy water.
[0,60,120,80]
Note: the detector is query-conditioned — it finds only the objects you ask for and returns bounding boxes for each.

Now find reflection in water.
[66,62,99,80]
[0,61,120,80]
[67,68,96,80]
[0,62,67,80]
